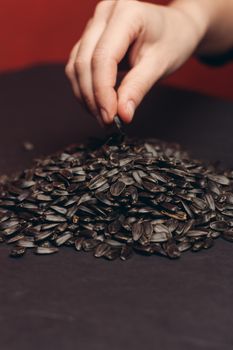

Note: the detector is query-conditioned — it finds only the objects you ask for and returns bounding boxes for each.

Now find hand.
[65,0,206,125]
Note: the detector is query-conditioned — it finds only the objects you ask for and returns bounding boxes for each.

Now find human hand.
[65,0,206,125]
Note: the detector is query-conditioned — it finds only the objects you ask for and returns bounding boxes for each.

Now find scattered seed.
[10,246,26,257]
[35,247,59,255]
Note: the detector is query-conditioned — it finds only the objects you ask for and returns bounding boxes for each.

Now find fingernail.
[100,108,109,123]
[127,100,135,121]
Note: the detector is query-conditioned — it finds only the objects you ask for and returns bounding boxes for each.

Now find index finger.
[91,1,143,123]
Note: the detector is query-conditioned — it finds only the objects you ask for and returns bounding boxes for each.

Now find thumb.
[117,53,166,123]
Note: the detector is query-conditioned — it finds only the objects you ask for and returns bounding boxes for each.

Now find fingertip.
[118,98,136,124]
[96,88,117,124]
[100,108,109,124]
[99,110,114,125]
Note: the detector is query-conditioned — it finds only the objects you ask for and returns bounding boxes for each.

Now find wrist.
[170,0,210,46]
[170,0,233,56]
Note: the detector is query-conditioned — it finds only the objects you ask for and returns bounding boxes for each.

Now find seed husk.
[120,245,133,261]
[55,232,72,246]
[82,239,99,252]
[0,219,20,230]
[18,239,35,248]
[35,231,53,242]
[94,242,111,258]
[10,246,26,258]
[164,242,181,259]
[187,230,209,238]
[35,246,59,255]
[207,174,230,186]
[74,237,85,251]
[177,241,192,252]
[104,247,120,260]
[151,231,168,243]
[50,205,67,215]
[44,214,67,223]
[110,180,126,196]
[192,241,204,252]
[210,221,229,232]
[203,237,214,249]
[132,221,143,241]
[108,220,121,235]
[222,230,233,242]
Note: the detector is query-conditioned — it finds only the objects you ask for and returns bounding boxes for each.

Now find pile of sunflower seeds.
[0,117,232,260]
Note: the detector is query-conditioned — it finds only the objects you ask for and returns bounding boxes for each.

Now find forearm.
[171,0,233,55]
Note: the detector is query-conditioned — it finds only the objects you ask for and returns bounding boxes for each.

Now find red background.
[0,0,232,100]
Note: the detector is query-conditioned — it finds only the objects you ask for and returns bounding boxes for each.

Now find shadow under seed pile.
[0,117,233,260]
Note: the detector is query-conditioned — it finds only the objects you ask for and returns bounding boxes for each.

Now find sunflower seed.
[35,246,59,255]
[94,243,111,258]
[10,246,26,257]
[0,135,232,261]
[110,180,126,196]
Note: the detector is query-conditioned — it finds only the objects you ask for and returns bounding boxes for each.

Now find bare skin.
[65,0,233,125]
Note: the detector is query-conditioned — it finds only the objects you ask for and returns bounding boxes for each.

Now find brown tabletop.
[0,65,233,350]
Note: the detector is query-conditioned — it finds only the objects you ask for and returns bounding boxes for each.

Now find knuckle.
[118,0,141,16]
[94,1,109,15]
[115,2,143,40]
[127,3,143,27]
[92,46,107,67]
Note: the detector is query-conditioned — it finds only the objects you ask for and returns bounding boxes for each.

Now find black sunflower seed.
[191,241,204,252]
[34,231,53,242]
[104,247,121,260]
[120,245,133,261]
[44,214,67,223]
[55,232,72,246]
[164,242,181,259]
[35,246,59,255]
[203,237,214,249]
[177,241,192,252]
[187,230,209,237]
[207,174,230,186]
[17,239,35,248]
[132,221,143,241]
[0,135,232,261]
[108,220,121,235]
[82,239,99,252]
[75,237,85,251]
[210,221,229,232]
[222,230,233,242]
[110,180,126,196]
[94,242,111,258]
[10,246,26,258]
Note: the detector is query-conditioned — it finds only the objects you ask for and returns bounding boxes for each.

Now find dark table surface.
[0,65,232,350]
